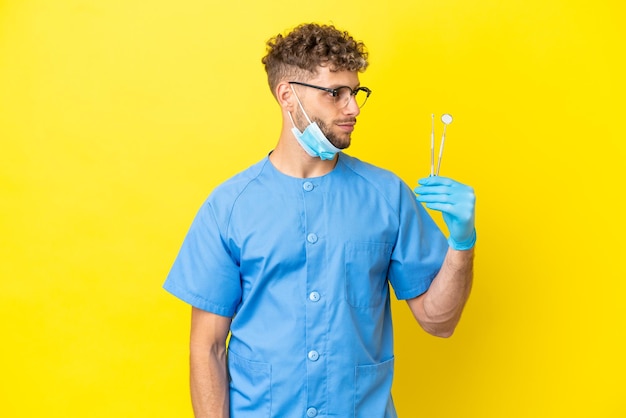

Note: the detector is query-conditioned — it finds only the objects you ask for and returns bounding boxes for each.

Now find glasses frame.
[288,81,372,108]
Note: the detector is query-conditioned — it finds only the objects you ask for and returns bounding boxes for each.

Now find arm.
[190,307,232,418]
[412,176,476,337]
[406,247,473,337]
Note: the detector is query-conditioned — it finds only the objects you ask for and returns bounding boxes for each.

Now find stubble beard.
[315,118,351,150]
[293,107,353,150]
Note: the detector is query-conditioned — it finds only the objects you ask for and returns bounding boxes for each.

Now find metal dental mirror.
[431,113,453,176]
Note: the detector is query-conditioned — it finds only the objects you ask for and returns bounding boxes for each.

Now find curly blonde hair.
[261,23,369,96]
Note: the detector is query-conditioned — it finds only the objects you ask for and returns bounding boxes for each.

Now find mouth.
[336,120,356,133]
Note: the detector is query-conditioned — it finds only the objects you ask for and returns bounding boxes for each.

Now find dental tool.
[430,114,435,176]
[432,113,453,176]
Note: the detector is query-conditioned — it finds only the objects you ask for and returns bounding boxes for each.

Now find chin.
[329,136,351,150]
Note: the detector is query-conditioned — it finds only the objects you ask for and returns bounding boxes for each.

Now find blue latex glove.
[414,176,476,251]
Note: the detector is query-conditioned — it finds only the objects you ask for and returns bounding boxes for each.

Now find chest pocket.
[345,242,393,308]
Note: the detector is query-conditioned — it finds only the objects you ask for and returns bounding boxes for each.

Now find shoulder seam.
[224,158,270,236]
[339,156,401,223]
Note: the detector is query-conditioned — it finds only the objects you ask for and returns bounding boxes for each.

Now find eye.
[336,86,353,101]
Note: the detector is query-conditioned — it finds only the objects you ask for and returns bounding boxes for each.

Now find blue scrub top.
[164,153,448,418]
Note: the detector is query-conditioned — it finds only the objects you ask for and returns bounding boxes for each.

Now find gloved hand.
[414,176,476,251]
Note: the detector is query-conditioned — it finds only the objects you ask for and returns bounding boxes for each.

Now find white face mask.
[288,86,341,160]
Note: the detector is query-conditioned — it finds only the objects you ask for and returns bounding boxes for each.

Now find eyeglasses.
[289,81,372,109]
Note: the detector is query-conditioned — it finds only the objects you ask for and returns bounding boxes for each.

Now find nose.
[344,94,360,116]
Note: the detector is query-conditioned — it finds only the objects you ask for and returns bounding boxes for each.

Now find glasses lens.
[334,87,352,108]
[334,87,370,108]
[354,88,369,108]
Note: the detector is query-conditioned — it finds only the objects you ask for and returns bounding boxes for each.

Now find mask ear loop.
[290,85,313,125]
[287,110,298,129]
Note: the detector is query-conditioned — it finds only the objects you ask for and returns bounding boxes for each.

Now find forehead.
[308,66,360,87]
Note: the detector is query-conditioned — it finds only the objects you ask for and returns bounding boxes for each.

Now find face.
[291,67,362,150]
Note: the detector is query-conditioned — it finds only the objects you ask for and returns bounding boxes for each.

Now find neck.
[269,131,338,178]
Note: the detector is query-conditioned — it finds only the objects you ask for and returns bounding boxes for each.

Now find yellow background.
[1,0,624,416]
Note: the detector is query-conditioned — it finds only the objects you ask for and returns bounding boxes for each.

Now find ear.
[276,82,295,111]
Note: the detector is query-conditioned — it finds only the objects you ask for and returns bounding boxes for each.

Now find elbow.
[422,322,457,338]
[408,294,465,339]
[418,313,461,338]
[432,327,455,338]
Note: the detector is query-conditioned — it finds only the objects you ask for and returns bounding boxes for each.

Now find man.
[164,23,476,418]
